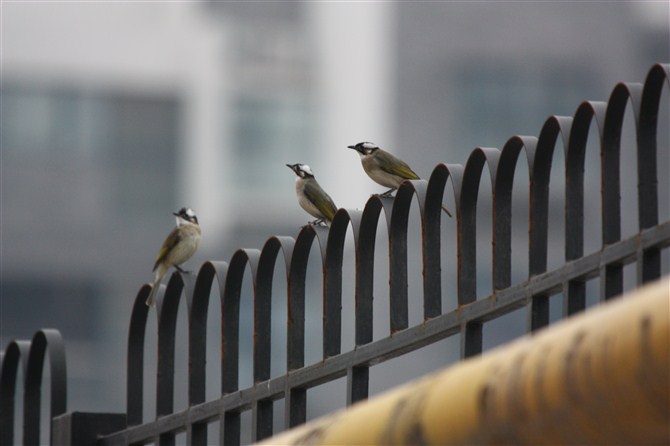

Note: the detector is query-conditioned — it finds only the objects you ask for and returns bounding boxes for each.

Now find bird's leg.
[379,188,397,198]
[175,265,193,274]
[441,205,453,218]
[310,218,325,226]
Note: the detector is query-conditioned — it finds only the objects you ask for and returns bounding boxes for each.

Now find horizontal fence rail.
[1,63,669,445]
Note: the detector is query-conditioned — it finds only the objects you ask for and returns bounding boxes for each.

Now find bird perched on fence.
[348,141,453,217]
[146,207,201,307]
[287,163,338,226]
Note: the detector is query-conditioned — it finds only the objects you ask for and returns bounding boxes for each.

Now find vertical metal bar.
[639,248,661,285]
[323,252,343,358]
[187,423,207,446]
[601,264,623,301]
[637,64,668,283]
[458,152,483,307]
[528,295,550,332]
[222,259,242,396]
[564,281,586,316]
[460,322,483,359]
[355,232,374,346]
[156,274,187,446]
[223,412,240,446]
[454,157,483,357]
[285,229,312,429]
[423,174,445,320]
[189,263,221,446]
[459,149,497,357]
[222,250,252,446]
[0,340,30,446]
[603,85,642,300]
[565,103,593,315]
[347,366,369,405]
[159,432,176,446]
[260,236,296,437]
[23,330,67,446]
[285,388,306,428]
[637,65,665,230]
[255,239,282,442]
[316,225,342,359]
[529,118,572,330]
[493,141,518,293]
[601,95,623,250]
[565,106,590,263]
[388,217,409,333]
[348,208,376,406]
[530,118,567,279]
[287,237,307,372]
[255,250,272,387]
[252,400,274,442]
[23,348,43,445]
[156,275,184,422]
[127,286,151,426]
[185,270,205,446]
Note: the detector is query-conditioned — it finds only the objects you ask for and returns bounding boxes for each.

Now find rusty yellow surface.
[257,277,670,445]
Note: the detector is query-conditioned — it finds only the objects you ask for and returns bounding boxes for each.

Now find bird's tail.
[146,265,168,307]
[442,204,453,218]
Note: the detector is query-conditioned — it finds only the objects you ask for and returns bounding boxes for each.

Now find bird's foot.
[377,188,397,198]
[175,265,193,274]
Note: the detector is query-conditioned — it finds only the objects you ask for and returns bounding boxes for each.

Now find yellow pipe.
[257,277,670,445]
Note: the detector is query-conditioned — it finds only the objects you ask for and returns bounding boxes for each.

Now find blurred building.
[1,0,667,420]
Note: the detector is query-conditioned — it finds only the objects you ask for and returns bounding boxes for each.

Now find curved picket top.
[221,249,261,395]
[426,163,464,317]
[565,100,608,262]
[459,147,501,305]
[189,260,228,406]
[0,340,31,445]
[253,236,296,386]
[156,272,196,421]
[126,284,152,425]
[637,63,669,283]
[493,135,538,291]
[602,82,644,246]
[23,329,67,445]
[530,115,573,277]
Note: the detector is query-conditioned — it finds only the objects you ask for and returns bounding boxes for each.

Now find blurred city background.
[2,1,668,442]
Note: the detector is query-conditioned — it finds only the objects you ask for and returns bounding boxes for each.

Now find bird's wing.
[304,180,338,221]
[376,150,421,180]
[153,228,181,271]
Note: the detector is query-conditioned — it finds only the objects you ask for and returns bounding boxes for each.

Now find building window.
[1,84,180,214]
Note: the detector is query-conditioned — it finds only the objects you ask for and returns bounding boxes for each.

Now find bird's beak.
[172,212,179,217]
[347,145,355,149]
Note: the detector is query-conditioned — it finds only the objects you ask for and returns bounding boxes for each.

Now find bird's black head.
[173,207,198,225]
[286,163,315,179]
[347,142,379,155]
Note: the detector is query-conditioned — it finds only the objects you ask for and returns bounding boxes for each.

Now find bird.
[145,207,201,307]
[348,141,453,217]
[286,163,338,226]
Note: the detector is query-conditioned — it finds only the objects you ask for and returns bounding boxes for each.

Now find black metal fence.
[2,63,669,446]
